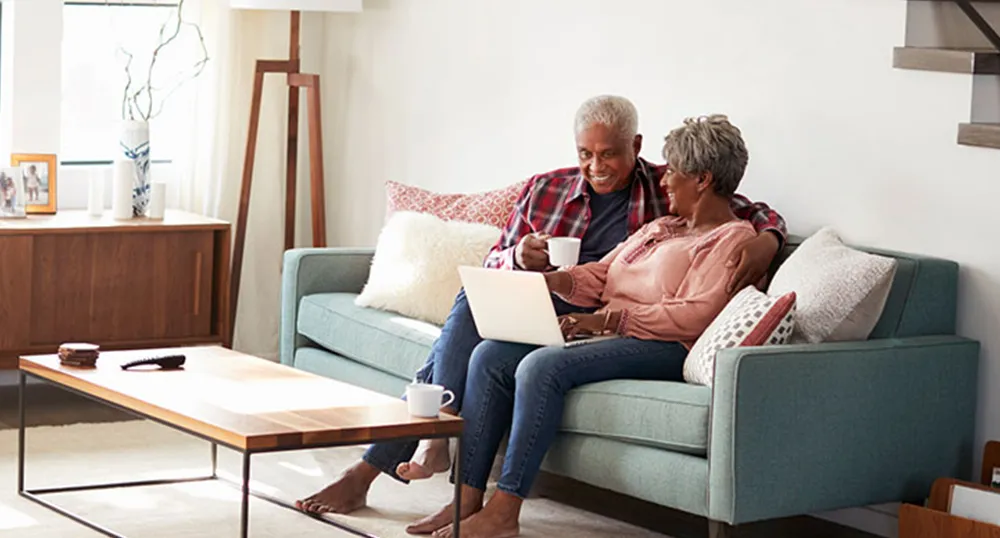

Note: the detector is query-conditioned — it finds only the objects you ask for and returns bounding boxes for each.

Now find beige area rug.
[0,420,667,537]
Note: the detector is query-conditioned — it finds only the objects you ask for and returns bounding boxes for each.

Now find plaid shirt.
[483,157,787,270]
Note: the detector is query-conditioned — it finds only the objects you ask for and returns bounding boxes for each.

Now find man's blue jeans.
[361,287,591,482]
[456,338,687,497]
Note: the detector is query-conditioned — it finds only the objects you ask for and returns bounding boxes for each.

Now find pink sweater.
[560,217,757,348]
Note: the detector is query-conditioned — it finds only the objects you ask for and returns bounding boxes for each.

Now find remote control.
[120,354,186,370]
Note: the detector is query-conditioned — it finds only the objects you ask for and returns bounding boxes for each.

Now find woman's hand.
[543,271,573,296]
[558,314,604,339]
[558,311,621,339]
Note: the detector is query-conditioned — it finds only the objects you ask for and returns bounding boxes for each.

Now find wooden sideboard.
[0,210,230,369]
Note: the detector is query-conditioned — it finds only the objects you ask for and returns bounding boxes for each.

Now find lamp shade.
[230,0,362,12]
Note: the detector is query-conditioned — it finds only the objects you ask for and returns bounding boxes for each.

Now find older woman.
[409,114,759,538]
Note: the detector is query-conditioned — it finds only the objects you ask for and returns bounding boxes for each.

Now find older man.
[297,96,787,530]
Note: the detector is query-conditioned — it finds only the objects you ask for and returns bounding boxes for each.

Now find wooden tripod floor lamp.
[227,0,362,347]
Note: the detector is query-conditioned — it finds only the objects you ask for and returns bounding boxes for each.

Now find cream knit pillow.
[767,227,897,343]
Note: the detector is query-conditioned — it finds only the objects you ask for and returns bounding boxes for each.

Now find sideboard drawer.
[28,231,216,345]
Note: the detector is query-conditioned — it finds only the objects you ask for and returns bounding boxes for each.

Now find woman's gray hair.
[574,95,639,144]
[662,114,748,198]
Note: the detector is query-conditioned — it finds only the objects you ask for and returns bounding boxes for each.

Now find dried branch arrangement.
[113,0,210,121]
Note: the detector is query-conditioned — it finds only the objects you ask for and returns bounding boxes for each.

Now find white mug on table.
[547,237,581,267]
[406,383,455,418]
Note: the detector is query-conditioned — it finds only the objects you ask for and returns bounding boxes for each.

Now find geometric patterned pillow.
[385,180,528,229]
[683,286,797,387]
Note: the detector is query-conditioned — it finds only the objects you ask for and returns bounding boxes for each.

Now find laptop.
[458,266,619,348]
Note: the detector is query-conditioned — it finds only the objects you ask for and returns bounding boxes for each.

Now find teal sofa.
[280,236,980,531]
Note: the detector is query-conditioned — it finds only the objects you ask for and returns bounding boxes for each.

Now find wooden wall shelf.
[892,46,1000,75]
[958,123,1000,150]
[892,1,1000,150]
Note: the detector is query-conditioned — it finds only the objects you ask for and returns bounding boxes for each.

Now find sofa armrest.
[707,336,980,525]
[280,248,375,366]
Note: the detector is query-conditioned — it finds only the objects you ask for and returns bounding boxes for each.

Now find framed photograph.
[11,153,57,214]
[0,167,26,219]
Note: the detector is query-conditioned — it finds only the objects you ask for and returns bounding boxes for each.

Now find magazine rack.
[899,441,1000,538]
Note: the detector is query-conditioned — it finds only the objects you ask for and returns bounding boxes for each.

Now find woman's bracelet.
[600,310,614,335]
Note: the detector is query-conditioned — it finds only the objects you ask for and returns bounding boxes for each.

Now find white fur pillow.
[355,211,501,325]
[768,227,897,344]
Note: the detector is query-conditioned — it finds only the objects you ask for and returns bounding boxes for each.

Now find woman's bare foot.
[406,485,485,535]
[295,461,380,515]
[433,490,522,538]
[397,438,452,480]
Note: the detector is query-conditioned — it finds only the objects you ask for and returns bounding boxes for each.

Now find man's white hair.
[574,95,639,143]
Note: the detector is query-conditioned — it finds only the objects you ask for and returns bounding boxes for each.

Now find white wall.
[318,0,1000,533]
[0,0,62,158]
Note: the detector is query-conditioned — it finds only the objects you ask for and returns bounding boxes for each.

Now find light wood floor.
[0,379,881,538]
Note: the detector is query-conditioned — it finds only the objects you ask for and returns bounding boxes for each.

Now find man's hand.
[726,232,780,295]
[515,233,551,271]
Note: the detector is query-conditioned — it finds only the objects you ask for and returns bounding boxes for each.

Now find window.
[61,1,193,163]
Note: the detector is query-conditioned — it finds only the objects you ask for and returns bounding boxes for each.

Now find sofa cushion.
[771,236,958,340]
[768,227,897,343]
[684,286,797,387]
[385,179,528,229]
[297,293,437,380]
[299,293,711,454]
[355,211,500,326]
[561,380,711,455]
[294,347,412,397]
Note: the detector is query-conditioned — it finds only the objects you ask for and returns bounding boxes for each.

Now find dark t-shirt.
[578,185,631,264]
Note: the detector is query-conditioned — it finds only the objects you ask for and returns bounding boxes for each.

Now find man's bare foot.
[433,490,522,538]
[295,461,380,515]
[406,485,484,535]
[397,439,451,480]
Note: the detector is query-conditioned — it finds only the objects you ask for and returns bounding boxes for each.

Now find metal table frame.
[17,370,463,538]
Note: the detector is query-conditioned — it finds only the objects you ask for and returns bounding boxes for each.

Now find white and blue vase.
[119,120,151,216]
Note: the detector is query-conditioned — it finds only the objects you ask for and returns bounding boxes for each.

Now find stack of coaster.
[58,343,100,367]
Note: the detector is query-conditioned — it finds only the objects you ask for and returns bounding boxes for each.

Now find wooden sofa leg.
[708,520,740,538]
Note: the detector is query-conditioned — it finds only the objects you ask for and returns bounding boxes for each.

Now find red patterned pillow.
[385,180,527,229]
[683,286,797,387]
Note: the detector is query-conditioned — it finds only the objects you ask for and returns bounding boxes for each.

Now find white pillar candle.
[112,160,134,220]
[148,182,166,220]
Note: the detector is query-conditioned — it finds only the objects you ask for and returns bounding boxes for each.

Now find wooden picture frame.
[0,167,27,219]
[11,153,57,215]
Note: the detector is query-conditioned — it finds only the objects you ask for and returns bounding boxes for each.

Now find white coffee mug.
[547,237,582,267]
[406,383,456,418]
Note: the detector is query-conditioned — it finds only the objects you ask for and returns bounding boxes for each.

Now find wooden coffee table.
[17,346,464,537]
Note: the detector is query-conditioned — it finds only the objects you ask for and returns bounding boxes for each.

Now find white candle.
[112,161,134,220]
[148,182,166,220]
[87,173,104,217]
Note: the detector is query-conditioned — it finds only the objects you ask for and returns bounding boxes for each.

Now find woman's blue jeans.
[361,287,591,482]
[457,338,687,498]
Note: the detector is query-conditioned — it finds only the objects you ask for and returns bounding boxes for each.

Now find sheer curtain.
[172,1,318,358]
[173,0,234,219]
